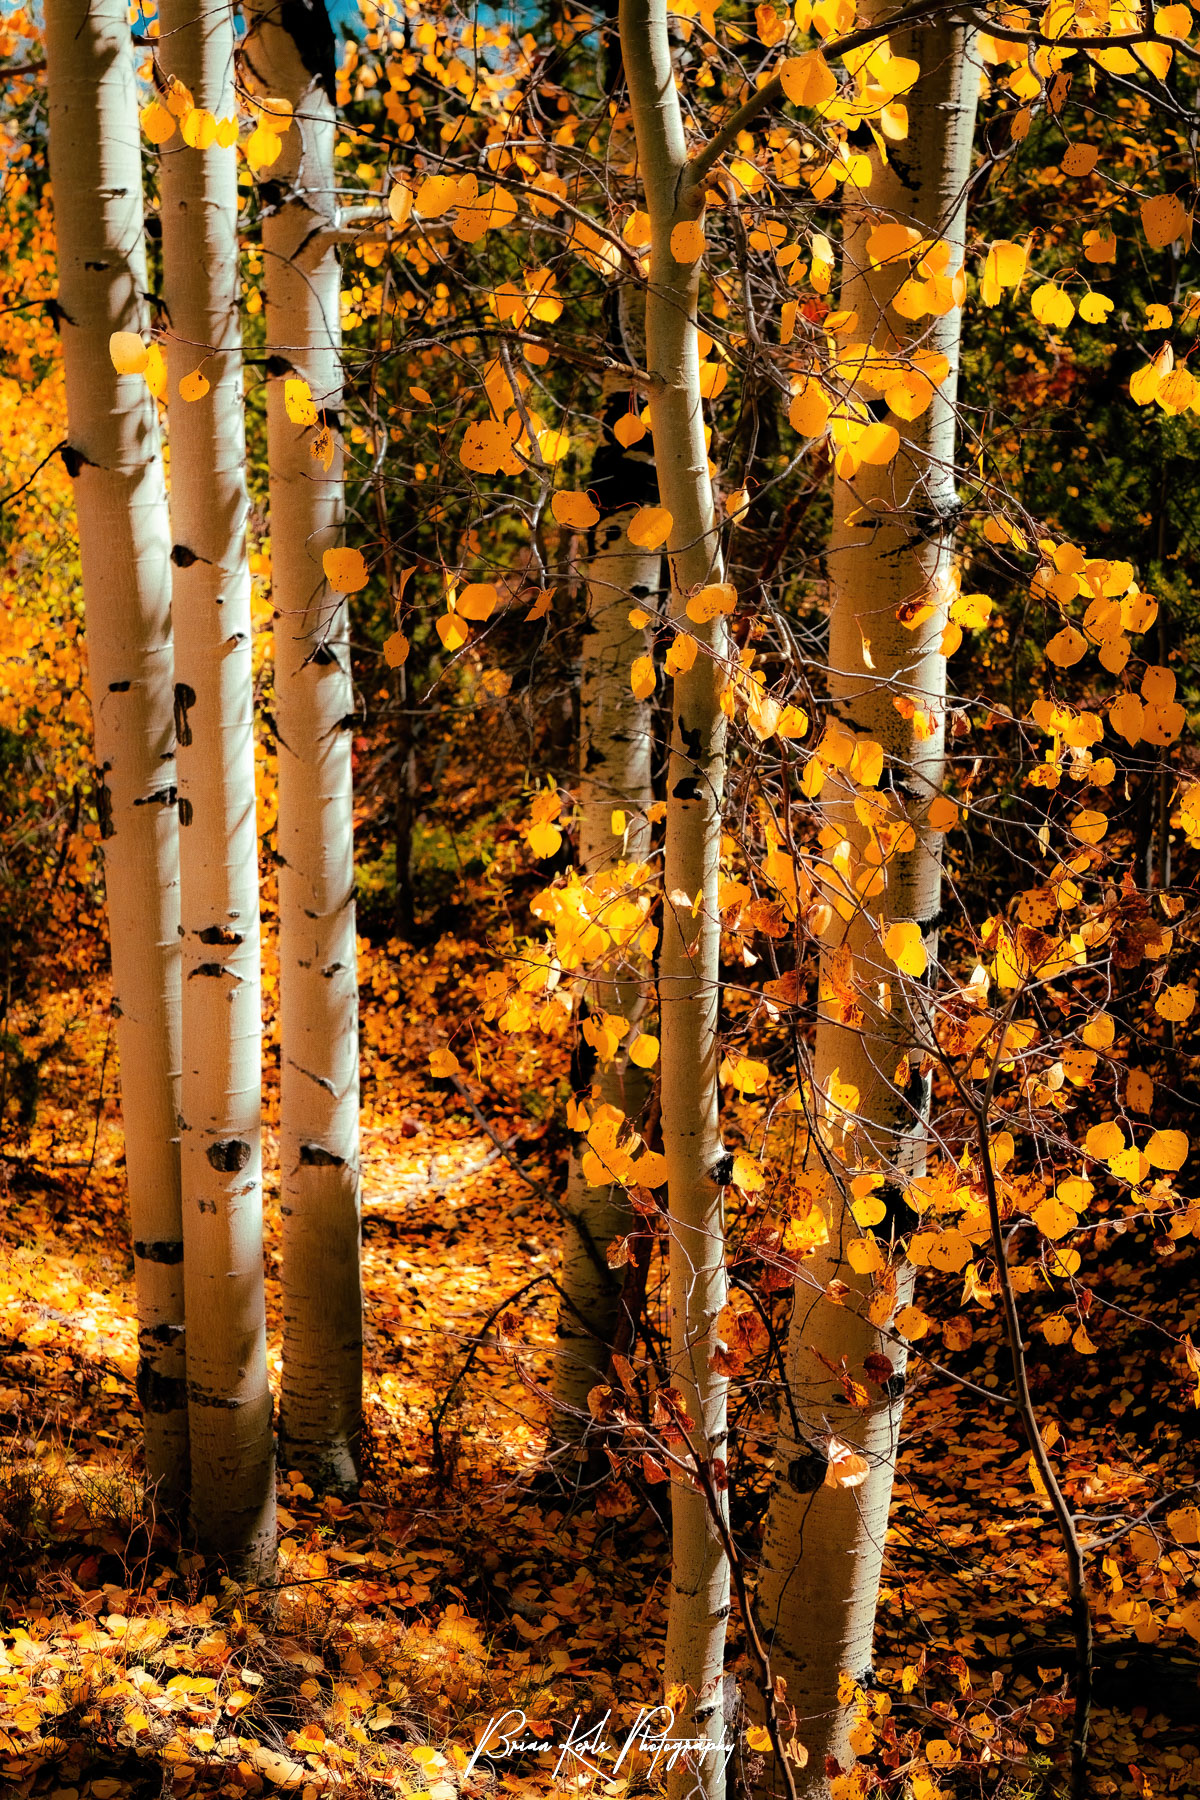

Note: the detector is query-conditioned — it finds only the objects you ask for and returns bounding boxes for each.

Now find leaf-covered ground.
[1,948,1198,1800]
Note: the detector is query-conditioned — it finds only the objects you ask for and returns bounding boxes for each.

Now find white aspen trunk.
[621,4,731,1791]
[159,0,275,1577]
[554,509,656,1440]
[242,1,363,1494]
[44,0,187,1507]
[753,20,980,1792]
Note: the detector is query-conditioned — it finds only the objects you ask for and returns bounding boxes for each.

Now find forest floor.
[1,945,1198,1800]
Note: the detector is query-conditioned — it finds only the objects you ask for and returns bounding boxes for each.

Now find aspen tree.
[753,16,981,1786]
[243,0,363,1491]
[44,0,187,1506]
[620,2,731,1788]
[553,364,658,1441]
[158,0,275,1576]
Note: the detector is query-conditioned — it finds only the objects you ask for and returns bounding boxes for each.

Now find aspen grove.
[2,0,1200,1797]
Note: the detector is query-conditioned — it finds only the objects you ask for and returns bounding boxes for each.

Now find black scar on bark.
[137,1365,188,1413]
[299,1144,345,1167]
[198,925,244,945]
[786,1448,828,1492]
[207,1139,252,1172]
[178,797,194,826]
[134,1239,185,1264]
[174,682,196,746]
[672,777,701,800]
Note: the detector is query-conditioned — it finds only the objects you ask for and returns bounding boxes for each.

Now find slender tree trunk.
[620,3,731,1789]
[753,19,980,1790]
[159,0,275,1577]
[554,483,657,1440]
[244,0,363,1492]
[45,0,187,1507]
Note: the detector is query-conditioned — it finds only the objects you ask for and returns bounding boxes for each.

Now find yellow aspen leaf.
[1045,625,1086,666]
[1032,1199,1076,1240]
[779,50,838,106]
[732,1153,765,1192]
[181,108,218,150]
[670,219,707,263]
[895,1303,931,1339]
[928,793,958,830]
[245,123,283,171]
[1078,293,1113,324]
[686,582,737,624]
[284,378,317,426]
[746,1727,773,1754]
[459,418,512,474]
[613,412,646,447]
[1042,1314,1073,1344]
[1156,985,1195,1022]
[1141,191,1188,248]
[1081,1012,1115,1050]
[666,632,698,675]
[628,505,672,549]
[1085,1120,1125,1159]
[1061,143,1098,177]
[623,208,652,247]
[882,920,927,977]
[1142,663,1176,705]
[1070,809,1106,844]
[846,1237,884,1275]
[437,612,470,652]
[144,342,167,400]
[632,1150,668,1187]
[1109,693,1144,745]
[526,587,554,621]
[629,1034,659,1069]
[537,427,570,464]
[789,380,831,436]
[178,368,210,402]
[1072,1324,1098,1355]
[980,239,1027,305]
[927,1229,973,1273]
[630,655,656,699]
[1145,1129,1188,1171]
[857,421,900,464]
[1146,302,1174,330]
[323,547,369,593]
[383,631,410,669]
[109,331,148,375]
[457,582,499,621]
[1031,283,1076,330]
[415,174,458,218]
[551,490,600,529]
[388,183,413,225]
[1084,228,1118,263]
[141,101,176,145]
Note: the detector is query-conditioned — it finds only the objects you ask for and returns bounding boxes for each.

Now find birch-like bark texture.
[243,0,363,1492]
[44,0,187,1506]
[554,495,656,1440]
[753,18,980,1790]
[620,3,731,1790]
[159,0,275,1577]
